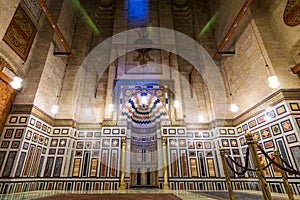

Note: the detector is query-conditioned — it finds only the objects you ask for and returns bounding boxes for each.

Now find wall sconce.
[10,77,23,89]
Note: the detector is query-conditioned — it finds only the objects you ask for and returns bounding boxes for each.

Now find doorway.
[130,133,158,187]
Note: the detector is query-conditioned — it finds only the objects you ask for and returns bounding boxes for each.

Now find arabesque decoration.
[122,91,167,127]
[283,0,300,26]
[3,6,37,61]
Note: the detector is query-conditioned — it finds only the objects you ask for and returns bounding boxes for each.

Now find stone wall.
[212,0,300,116]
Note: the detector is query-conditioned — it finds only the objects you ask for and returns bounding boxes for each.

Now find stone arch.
[75,27,226,123]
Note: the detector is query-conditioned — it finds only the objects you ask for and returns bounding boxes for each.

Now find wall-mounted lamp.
[10,77,23,89]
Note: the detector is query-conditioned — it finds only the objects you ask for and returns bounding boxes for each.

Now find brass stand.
[245,130,272,200]
[162,138,170,190]
[119,138,126,190]
[274,149,294,200]
[220,147,235,200]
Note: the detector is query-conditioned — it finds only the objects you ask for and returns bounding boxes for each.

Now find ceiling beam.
[37,0,73,57]
[0,71,12,84]
[291,62,300,74]
[213,0,253,59]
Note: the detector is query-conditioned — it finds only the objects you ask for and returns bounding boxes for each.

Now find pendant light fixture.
[10,77,23,89]
[250,22,280,89]
[229,93,239,113]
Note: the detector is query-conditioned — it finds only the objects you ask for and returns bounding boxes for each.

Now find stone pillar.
[104,0,127,120]
[159,0,183,120]
[119,137,126,190]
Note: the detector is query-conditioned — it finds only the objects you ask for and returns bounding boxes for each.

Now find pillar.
[162,137,170,190]
[119,137,126,190]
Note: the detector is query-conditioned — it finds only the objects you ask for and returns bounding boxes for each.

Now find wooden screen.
[0,72,15,136]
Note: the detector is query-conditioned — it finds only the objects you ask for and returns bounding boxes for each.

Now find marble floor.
[0,189,300,200]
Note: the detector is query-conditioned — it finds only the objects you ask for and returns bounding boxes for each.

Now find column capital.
[121,136,126,144]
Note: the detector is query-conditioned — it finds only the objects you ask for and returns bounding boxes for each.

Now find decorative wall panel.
[23,0,43,20]
[180,150,188,177]
[82,152,90,177]
[3,6,37,61]
[110,150,118,177]
[170,150,178,177]
[73,158,81,177]
[37,156,45,177]
[190,158,198,177]
[53,157,63,177]
[100,150,108,177]
[0,151,6,173]
[44,157,54,177]
[290,146,300,170]
[2,151,17,177]
[23,145,35,176]
[0,91,299,194]
[30,147,41,177]
[90,158,98,177]
[207,158,215,177]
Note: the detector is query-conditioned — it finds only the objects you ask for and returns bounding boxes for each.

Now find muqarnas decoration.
[3,6,37,61]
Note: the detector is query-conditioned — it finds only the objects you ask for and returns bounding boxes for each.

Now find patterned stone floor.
[0,189,299,200]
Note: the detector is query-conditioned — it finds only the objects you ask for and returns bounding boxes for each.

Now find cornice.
[9,89,299,130]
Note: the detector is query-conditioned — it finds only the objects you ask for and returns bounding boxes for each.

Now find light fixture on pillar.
[251,22,280,89]
[10,77,23,89]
